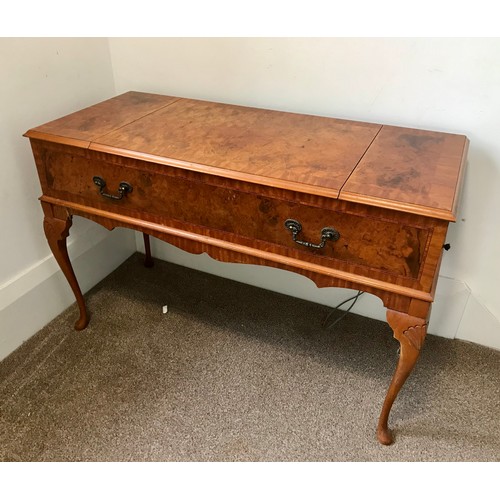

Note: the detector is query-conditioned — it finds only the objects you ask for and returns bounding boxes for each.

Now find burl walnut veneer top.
[25,91,469,221]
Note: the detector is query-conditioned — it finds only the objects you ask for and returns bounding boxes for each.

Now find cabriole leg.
[43,213,89,330]
[377,309,427,445]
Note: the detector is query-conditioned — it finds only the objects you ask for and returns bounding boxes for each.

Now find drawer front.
[42,146,430,280]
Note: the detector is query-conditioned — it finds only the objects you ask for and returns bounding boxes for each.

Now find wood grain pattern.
[24,91,469,446]
[26,92,468,221]
[377,310,428,445]
[39,194,436,305]
[341,126,469,221]
[41,203,89,330]
[41,145,430,280]
[24,91,179,148]
[30,139,451,299]
[92,98,381,197]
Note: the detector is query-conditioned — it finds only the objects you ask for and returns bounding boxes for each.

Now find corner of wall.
[455,293,500,351]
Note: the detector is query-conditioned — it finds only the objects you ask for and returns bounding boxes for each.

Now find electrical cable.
[322,291,364,330]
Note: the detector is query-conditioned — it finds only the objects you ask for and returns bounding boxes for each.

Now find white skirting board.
[0,225,136,361]
[136,234,500,352]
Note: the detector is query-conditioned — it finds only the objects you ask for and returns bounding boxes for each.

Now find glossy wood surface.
[25,91,469,445]
[31,139,450,303]
[25,91,179,148]
[341,126,469,221]
[41,143,430,280]
[377,309,428,445]
[25,92,468,220]
[41,202,89,330]
[92,98,381,197]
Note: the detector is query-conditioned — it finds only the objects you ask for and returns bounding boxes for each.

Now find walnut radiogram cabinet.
[24,92,469,445]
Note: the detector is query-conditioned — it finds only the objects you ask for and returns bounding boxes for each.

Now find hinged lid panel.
[90,97,381,198]
[24,91,179,148]
[340,126,469,221]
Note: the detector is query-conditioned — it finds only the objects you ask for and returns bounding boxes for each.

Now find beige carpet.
[1,253,499,461]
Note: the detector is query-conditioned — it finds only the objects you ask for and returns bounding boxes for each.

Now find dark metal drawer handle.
[284,219,340,249]
[92,176,133,200]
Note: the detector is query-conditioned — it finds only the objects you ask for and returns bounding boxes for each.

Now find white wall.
[109,38,500,350]
[0,39,137,360]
